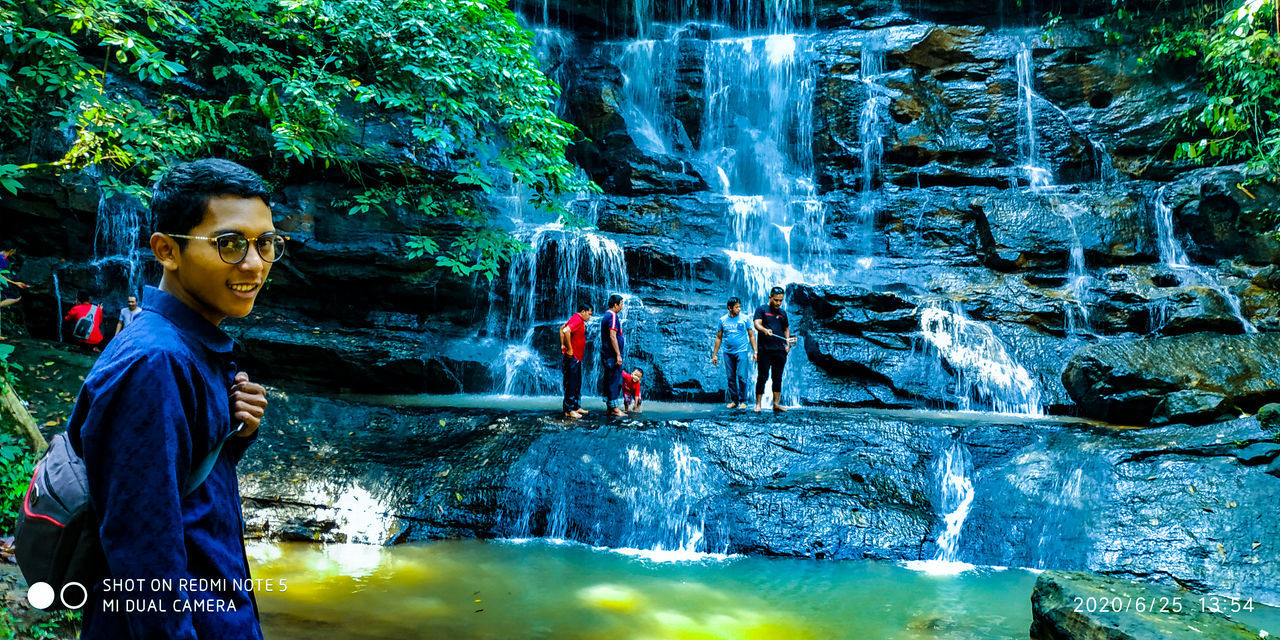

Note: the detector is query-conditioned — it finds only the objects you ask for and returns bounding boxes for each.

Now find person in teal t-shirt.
[711,297,757,408]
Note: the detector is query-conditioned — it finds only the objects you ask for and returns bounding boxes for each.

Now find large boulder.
[977,185,1158,270]
[1062,332,1280,424]
[1030,571,1263,640]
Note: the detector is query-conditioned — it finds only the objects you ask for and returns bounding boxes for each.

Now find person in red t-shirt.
[622,368,643,413]
[64,290,105,347]
[558,303,594,418]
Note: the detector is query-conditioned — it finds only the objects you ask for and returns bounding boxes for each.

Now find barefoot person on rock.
[559,302,593,419]
[753,286,792,412]
[598,293,627,417]
[712,296,756,409]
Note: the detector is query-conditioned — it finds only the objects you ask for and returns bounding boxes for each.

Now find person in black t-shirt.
[753,286,791,412]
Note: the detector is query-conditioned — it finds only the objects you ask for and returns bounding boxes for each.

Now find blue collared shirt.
[69,286,262,640]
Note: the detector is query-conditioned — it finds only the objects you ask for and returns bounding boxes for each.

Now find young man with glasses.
[69,158,282,640]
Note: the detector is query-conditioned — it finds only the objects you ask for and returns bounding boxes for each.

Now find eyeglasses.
[168,232,287,264]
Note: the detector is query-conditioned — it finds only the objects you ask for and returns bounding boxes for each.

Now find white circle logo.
[27,582,55,610]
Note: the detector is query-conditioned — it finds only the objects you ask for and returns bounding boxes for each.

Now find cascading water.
[1014,47,1095,335]
[500,432,724,558]
[496,222,630,395]
[1015,43,1050,189]
[903,439,977,575]
[1152,186,1256,333]
[854,39,889,267]
[933,441,975,563]
[1055,199,1093,336]
[609,4,831,406]
[918,303,1043,416]
[93,192,152,298]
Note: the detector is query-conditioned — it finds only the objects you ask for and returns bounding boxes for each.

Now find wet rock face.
[1166,167,1280,265]
[1062,332,1280,425]
[6,2,1279,420]
[977,185,1158,270]
[243,393,1280,603]
[1030,571,1265,640]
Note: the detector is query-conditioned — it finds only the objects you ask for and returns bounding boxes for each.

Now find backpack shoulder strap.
[181,423,244,497]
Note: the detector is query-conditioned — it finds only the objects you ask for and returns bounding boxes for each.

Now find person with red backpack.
[64,291,104,347]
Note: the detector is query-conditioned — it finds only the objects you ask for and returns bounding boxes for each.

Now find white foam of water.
[1153,186,1257,333]
[1016,44,1050,190]
[933,442,975,562]
[902,559,979,576]
[499,342,559,396]
[505,536,736,563]
[765,34,796,65]
[920,305,1043,416]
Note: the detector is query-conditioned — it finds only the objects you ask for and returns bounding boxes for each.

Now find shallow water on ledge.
[251,539,1046,639]
[340,393,1123,428]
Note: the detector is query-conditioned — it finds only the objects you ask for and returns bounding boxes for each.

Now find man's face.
[769,293,784,309]
[161,195,274,326]
[580,309,593,322]
[728,303,741,316]
[126,297,137,310]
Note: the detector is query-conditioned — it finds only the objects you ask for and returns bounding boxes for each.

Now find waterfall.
[918,303,1043,416]
[1054,198,1093,336]
[855,39,889,264]
[494,223,630,395]
[1034,466,1085,568]
[627,0,813,33]
[92,192,151,299]
[933,441,974,563]
[619,38,683,155]
[1015,43,1050,189]
[903,439,976,575]
[1152,186,1256,333]
[699,31,830,298]
[500,433,724,558]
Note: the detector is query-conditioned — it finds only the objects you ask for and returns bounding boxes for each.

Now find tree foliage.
[1132,1,1280,178]
[0,0,592,277]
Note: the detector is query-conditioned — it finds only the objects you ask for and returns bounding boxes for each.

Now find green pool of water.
[250,540,1047,639]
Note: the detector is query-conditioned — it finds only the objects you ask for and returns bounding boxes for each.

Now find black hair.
[632,367,643,376]
[607,293,624,309]
[577,302,593,312]
[770,286,785,297]
[151,159,270,247]
[77,290,93,303]
[726,296,740,309]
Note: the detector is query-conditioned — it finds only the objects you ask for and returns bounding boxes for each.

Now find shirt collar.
[142,285,235,354]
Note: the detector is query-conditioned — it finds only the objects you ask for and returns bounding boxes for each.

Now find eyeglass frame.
[166,232,288,265]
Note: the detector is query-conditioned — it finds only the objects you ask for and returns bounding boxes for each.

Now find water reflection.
[252,539,1044,639]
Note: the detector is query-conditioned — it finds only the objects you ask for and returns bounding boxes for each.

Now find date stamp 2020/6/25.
[1072,595,1256,615]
